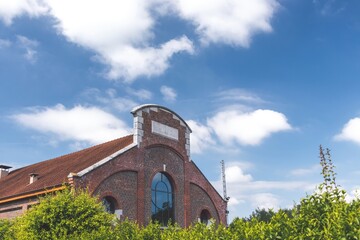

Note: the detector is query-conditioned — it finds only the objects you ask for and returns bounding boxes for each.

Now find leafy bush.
[10,188,114,240]
[0,219,13,239]
[229,146,360,240]
[1,146,360,239]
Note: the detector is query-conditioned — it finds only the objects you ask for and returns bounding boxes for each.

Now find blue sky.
[1,0,360,220]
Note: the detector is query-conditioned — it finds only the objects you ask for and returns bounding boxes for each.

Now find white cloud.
[226,165,253,183]
[0,0,48,25]
[160,85,177,102]
[46,0,194,81]
[227,161,254,171]
[216,88,265,104]
[313,0,346,16]
[17,35,39,63]
[102,36,194,80]
[82,88,138,112]
[173,0,279,47]
[98,89,138,112]
[250,193,280,210]
[126,88,152,101]
[208,109,292,146]
[0,39,12,48]
[241,180,314,191]
[11,104,131,145]
[228,197,242,206]
[290,164,320,176]
[345,187,360,203]
[0,0,280,81]
[1,0,194,81]
[214,163,313,196]
[212,163,315,219]
[335,118,360,145]
[187,120,214,154]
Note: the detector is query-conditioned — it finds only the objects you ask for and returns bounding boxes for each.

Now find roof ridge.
[46,134,134,162]
[7,134,134,173]
[0,134,134,200]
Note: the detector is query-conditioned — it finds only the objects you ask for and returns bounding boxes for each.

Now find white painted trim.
[76,142,138,177]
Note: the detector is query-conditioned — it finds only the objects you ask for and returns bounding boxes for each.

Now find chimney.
[29,173,39,184]
[67,172,78,187]
[0,165,12,179]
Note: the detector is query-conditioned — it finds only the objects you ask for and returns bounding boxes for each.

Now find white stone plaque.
[152,120,178,141]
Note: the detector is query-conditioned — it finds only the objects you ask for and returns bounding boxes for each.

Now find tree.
[289,146,357,239]
[229,146,360,239]
[10,187,115,240]
[245,208,276,223]
[0,219,13,239]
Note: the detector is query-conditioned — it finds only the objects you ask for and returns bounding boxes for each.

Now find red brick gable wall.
[93,171,138,221]
[132,105,191,160]
[74,105,226,226]
[143,146,186,226]
[0,105,226,226]
[190,183,219,223]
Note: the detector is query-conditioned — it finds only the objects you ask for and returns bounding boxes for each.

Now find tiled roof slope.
[0,135,134,201]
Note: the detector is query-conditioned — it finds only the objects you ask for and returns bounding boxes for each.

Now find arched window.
[151,172,174,226]
[102,196,117,214]
[200,209,211,225]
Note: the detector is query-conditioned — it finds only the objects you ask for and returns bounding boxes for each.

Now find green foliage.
[1,146,360,239]
[228,146,360,239]
[0,218,13,239]
[245,208,276,223]
[139,221,162,240]
[289,146,349,239]
[10,187,115,240]
[112,219,142,240]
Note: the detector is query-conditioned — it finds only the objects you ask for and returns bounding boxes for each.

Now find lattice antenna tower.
[221,160,227,200]
[221,160,230,226]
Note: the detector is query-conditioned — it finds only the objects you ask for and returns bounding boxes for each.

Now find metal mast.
[221,160,227,200]
[221,160,229,226]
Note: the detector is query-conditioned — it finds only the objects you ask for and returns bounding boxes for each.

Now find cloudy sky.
[1,0,360,220]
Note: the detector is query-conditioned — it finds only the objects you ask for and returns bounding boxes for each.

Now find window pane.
[151,173,161,190]
[161,174,172,192]
[156,181,168,193]
[200,210,211,225]
[151,173,174,226]
[102,197,116,214]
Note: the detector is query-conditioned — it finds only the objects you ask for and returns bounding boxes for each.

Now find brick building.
[0,104,227,226]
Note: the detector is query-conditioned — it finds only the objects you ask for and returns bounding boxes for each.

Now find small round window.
[102,196,117,214]
[200,209,211,225]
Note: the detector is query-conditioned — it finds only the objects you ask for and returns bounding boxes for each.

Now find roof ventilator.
[29,173,39,184]
[0,165,12,179]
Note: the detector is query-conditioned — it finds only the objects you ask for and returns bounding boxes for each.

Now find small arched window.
[102,196,117,214]
[200,209,211,225]
[151,172,174,226]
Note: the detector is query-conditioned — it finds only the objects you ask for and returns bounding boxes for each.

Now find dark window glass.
[151,172,174,226]
[200,209,211,225]
[102,196,116,214]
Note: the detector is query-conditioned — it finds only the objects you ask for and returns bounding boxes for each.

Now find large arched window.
[151,172,174,226]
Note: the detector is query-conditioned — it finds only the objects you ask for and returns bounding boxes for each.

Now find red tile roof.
[0,135,134,201]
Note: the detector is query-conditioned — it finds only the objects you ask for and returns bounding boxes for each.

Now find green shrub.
[2,145,359,239]
[0,218,13,240]
[11,187,114,240]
